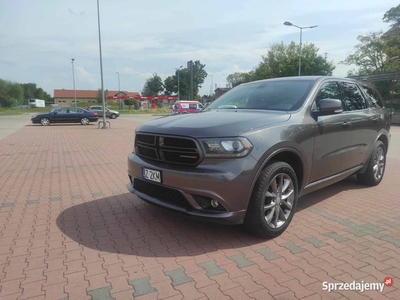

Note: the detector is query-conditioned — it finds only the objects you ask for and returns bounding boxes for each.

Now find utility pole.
[71,58,77,107]
[324,52,327,62]
[187,60,193,100]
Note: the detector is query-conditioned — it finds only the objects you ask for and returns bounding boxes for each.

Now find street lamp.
[71,58,77,107]
[209,75,214,98]
[116,72,122,110]
[116,72,120,91]
[284,21,318,76]
[175,66,183,101]
[96,0,107,128]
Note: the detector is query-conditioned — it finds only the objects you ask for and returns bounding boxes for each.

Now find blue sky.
[0,0,397,97]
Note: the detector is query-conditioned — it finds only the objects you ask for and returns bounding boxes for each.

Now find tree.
[383,4,400,26]
[340,32,388,75]
[163,75,176,96]
[124,99,135,110]
[226,42,334,85]
[96,88,108,104]
[252,42,335,80]
[142,73,164,96]
[226,72,253,88]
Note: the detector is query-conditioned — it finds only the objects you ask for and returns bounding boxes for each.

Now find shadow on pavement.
[56,175,368,258]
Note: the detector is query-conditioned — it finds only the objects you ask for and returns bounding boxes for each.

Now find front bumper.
[127,153,258,223]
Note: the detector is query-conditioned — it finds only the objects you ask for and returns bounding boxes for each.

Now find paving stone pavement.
[0,119,399,299]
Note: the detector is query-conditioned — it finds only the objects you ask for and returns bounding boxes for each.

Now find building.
[53,89,140,106]
[214,87,231,99]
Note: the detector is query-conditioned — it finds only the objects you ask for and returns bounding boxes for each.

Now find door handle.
[341,121,351,128]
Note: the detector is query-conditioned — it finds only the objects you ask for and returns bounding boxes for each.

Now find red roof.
[54,89,140,99]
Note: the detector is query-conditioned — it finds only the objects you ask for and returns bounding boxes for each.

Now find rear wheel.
[40,118,50,126]
[357,141,386,186]
[244,161,298,238]
[80,118,90,125]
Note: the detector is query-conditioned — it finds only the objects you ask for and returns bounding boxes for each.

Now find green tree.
[163,75,176,96]
[226,72,253,88]
[383,4,400,26]
[124,99,135,110]
[340,32,389,75]
[252,42,335,80]
[142,73,164,96]
[96,88,108,104]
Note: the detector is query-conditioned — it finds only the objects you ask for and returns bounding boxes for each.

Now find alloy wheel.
[264,173,294,228]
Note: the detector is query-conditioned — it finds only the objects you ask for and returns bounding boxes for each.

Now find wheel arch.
[250,147,306,197]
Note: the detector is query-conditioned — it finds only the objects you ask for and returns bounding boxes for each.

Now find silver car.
[86,106,120,119]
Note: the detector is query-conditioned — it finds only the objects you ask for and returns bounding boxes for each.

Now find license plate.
[142,168,161,183]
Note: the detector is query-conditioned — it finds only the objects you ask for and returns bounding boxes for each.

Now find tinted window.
[313,81,342,111]
[362,86,383,108]
[341,82,367,111]
[207,80,314,111]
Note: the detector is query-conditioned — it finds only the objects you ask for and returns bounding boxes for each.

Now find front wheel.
[244,161,298,238]
[40,118,50,126]
[110,114,117,119]
[357,141,386,186]
[80,118,90,125]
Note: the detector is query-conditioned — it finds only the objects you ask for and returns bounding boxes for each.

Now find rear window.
[207,80,314,111]
[362,86,383,108]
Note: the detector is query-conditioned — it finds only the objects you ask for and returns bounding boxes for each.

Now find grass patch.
[0,107,50,116]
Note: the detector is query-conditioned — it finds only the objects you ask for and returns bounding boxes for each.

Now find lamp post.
[97,0,107,128]
[209,75,213,99]
[284,21,317,76]
[175,66,183,101]
[116,72,120,91]
[116,71,121,109]
[71,58,77,107]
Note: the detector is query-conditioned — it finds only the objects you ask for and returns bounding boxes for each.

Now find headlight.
[31,115,37,119]
[199,137,253,158]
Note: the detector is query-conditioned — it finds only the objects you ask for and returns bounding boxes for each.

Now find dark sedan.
[31,107,98,125]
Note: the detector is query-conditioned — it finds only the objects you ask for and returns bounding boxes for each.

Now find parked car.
[172,101,204,114]
[86,106,120,119]
[31,107,98,125]
[127,76,391,238]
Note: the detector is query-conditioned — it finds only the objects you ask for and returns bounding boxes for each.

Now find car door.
[50,108,67,123]
[310,81,355,182]
[340,81,379,166]
[68,108,82,123]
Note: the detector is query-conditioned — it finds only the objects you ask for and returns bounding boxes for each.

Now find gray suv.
[127,76,391,238]
[86,106,120,119]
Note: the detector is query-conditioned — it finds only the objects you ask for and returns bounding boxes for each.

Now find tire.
[357,141,386,186]
[80,118,90,125]
[40,118,50,126]
[110,114,117,119]
[244,161,298,238]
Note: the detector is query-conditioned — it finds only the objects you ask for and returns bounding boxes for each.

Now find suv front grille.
[134,178,190,208]
[135,134,201,166]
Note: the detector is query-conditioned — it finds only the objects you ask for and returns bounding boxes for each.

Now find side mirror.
[318,98,343,115]
[52,111,58,115]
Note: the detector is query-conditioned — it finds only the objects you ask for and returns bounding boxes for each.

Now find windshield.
[207,80,314,111]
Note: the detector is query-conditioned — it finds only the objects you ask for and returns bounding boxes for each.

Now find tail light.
[92,112,98,116]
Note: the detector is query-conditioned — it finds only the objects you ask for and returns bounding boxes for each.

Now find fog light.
[210,199,219,208]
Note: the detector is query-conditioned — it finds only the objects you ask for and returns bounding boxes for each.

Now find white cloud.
[0,0,398,96]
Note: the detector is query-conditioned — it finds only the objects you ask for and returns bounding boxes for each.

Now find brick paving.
[0,119,399,300]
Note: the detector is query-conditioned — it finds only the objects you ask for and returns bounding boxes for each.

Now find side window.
[313,81,342,111]
[362,86,383,108]
[340,82,367,111]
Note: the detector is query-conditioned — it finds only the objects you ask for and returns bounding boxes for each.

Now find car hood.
[137,110,291,138]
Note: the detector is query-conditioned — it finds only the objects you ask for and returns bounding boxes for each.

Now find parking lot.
[0,115,399,300]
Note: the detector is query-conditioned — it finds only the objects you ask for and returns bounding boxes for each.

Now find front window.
[206,79,314,111]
